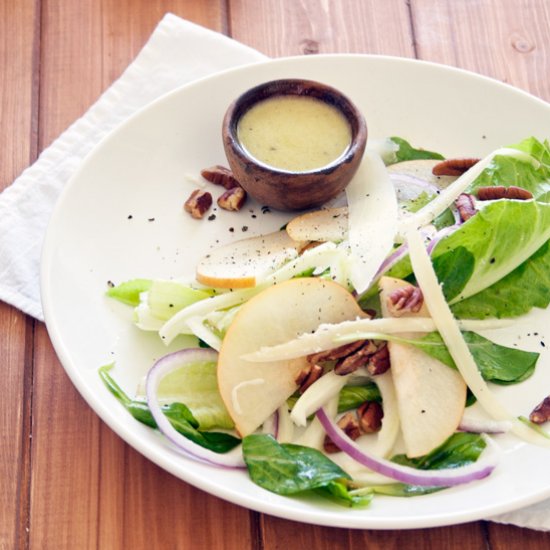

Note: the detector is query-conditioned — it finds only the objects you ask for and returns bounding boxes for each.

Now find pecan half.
[366,342,390,375]
[307,340,366,366]
[387,286,423,317]
[334,341,378,375]
[357,401,384,433]
[295,364,324,394]
[217,186,247,211]
[323,412,362,453]
[476,185,533,201]
[432,158,480,177]
[529,395,550,424]
[455,193,477,222]
[200,165,240,189]
[184,189,212,219]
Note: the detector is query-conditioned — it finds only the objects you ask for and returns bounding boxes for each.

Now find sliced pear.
[217,278,366,436]
[195,230,302,289]
[286,207,348,243]
[379,276,466,458]
[284,161,457,245]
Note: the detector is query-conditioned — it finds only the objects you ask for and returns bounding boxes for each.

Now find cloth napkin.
[0,13,266,321]
[1,12,548,532]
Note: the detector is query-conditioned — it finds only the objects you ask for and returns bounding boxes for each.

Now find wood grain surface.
[2,1,550,549]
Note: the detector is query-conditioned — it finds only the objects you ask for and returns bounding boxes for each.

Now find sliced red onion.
[371,242,408,282]
[146,348,245,469]
[389,173,440,200]
[317,408,497,487]
[426,224,460,255]
[459,417,512,434]
[262,410,279,439]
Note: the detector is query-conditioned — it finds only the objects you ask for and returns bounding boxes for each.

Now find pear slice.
[286,207,348,243]
[379,276,466,458]
[217,278,366,436]
[284,160,457,245]
[195,230,302,289]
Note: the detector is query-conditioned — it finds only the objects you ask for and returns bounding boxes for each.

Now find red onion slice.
[317,408,497,487]
[459,417,512,435]
[146,348,245,469]
[426,224,460,255]
[389,173,440,199]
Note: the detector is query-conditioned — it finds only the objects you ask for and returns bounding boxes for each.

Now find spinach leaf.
[337,384,381,413]
[242,434,370,507]
[390,137,444,162]
[99,364,240,453]
[392,432,486,469]
[410,331,538,385]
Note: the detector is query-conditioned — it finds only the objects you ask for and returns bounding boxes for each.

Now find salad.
[101,135,550,508]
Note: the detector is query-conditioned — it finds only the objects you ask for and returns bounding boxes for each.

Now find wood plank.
[30,2,253,549]
[229,0,415,56]
[486,524,550,549]
[0,1,39,549]
[411,1,550,546]
[228,1,488,547]
[411,0,550,101]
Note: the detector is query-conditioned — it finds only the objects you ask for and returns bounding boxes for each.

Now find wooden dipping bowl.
[222,79,367,211]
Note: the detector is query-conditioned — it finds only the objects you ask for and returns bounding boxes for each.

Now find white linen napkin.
[1,12,548,532]
[0,13,266,321]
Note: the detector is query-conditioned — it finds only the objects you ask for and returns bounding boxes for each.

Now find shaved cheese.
[241,317,513,362]
[369,370,400,457]
[406,227,550,448]
[294,395,339,450]
[290,370,351,427]
[398,148,537,237]
[346,150,398,293]
[159,286,264,344]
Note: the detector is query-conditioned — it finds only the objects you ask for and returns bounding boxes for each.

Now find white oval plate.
[42,55,550,529]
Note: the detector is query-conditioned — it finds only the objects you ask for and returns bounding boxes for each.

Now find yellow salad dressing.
[237,95,352,172]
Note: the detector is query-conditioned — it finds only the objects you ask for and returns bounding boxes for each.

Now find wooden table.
[3,1,550,548]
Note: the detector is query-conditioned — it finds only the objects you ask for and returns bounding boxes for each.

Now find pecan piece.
[357,401,384,433]
[334,341,378,375]
[455,193,477,222]
[295,364,323,394]
[366,342,390,375]
[432,158,480,177]
[323,412,362,453]
[307,340,366,366]
[200,165,240,189]
[184,189,212,219]
[387,286,423,317]
[529,395,550,424]
[217,186,247,211]
[476,185,533,201]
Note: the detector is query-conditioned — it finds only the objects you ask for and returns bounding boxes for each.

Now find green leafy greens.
[99,364,240,453]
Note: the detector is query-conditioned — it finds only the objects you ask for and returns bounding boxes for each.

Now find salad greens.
[242,434,371,507]
[99,364,240,452]
[102,135,550,509]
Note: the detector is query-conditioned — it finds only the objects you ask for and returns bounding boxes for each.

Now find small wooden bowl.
[222,79,367,211]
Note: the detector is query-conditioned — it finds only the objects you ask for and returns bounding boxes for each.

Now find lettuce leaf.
[99,364,240,452]
[467,137,550,201]
[433,200,550,303]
